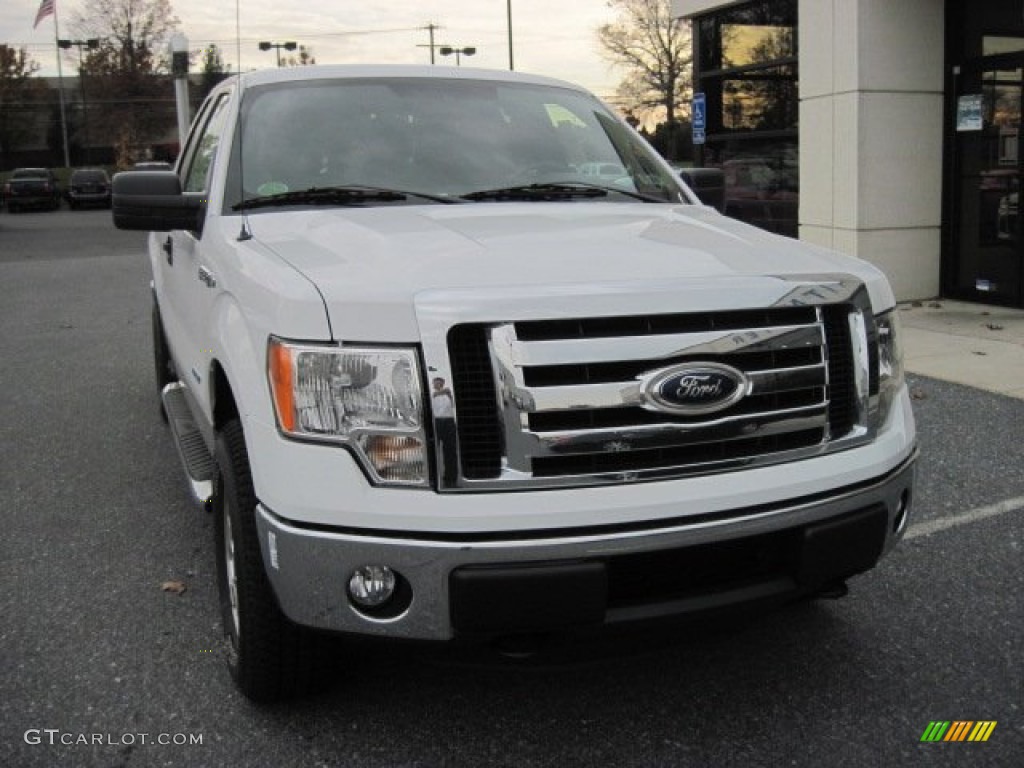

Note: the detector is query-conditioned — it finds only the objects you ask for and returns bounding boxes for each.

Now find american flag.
[33,0,55,29]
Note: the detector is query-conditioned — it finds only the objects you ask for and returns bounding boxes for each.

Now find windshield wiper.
[461,183,609,202]
[232,185,459,211]
[562,182,673,203]
[461,181,670,203]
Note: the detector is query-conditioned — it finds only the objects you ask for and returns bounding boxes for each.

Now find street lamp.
[439,45,476,66]
[258,41,297,67]
[57,38,100,164]
[169,33,190,154]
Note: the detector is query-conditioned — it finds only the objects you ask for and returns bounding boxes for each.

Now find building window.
[694,0,798,237]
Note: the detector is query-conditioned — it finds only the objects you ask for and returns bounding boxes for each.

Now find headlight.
[267,337,427,486]
[874,310,904,426]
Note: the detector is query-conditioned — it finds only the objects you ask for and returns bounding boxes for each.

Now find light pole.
[439,45,476,66]
[507,0,514,70]
[258,41,297,67]
[57,37,99,165]
[169,33,191,156]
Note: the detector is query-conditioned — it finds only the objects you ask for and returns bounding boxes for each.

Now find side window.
[183,94,231,193]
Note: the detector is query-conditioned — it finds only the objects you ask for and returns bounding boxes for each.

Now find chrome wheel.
[223,501,240,640]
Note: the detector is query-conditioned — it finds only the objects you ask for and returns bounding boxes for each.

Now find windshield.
[226,77,686,210]
[13,169,48,179]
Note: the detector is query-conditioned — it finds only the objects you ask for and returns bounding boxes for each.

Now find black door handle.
[162,236,173,265]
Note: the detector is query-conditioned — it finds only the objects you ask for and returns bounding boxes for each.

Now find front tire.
[213,419,324,702]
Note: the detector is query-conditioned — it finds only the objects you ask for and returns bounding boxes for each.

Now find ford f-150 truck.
[112,65,917,702]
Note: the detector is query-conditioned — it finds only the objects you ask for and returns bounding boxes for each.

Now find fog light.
[348,565,396,608]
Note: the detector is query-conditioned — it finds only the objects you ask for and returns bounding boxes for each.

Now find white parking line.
[904,494,1024,540]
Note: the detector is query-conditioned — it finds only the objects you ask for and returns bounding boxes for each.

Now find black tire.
[213,419,325,702]
[152,301,176,423]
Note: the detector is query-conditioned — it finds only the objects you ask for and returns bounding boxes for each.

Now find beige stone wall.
[799,0,945,301]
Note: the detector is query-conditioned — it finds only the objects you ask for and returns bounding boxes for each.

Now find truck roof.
[231,64,591,95]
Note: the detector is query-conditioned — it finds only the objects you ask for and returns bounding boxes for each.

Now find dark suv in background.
[66,168,112,209]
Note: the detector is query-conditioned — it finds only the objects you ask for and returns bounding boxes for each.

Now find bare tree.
[283,45,316,68]
[598,0,691,160]
[194,43,229,108]
[69,0,181,166]
[0,46,48,168]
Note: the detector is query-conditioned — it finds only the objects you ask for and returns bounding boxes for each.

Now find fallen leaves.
[160,580,187,595]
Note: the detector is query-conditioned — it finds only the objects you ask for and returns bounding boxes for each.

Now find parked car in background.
[577,161,629,183]
[132,161,174,172]
[720,157,798,237]
[66,168,112,209]
[3,168,61,212]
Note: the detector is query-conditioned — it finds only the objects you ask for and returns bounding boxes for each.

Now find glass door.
[950,54,1024,305]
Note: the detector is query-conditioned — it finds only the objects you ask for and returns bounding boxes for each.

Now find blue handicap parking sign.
[692,93,706,130]
[692,93,706,145]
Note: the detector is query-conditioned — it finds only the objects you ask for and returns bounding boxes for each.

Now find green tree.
[69,0,181,166]
[0,46,48,169]
[597,0,692,161]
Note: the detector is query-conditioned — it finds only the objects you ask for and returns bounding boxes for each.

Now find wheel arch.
[210,360,239,431]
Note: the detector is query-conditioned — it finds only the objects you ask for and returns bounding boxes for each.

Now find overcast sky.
[3,0,625,101]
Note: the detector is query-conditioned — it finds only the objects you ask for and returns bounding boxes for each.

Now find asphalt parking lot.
[1,209,1021,767]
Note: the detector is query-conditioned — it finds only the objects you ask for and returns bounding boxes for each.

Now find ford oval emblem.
[640,362,749,415]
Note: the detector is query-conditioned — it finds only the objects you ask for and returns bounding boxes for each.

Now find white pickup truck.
[113,65,917,702]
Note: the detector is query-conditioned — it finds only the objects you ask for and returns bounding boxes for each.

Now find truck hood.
[247,202,895,341]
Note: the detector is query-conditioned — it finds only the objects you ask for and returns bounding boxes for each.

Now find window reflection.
[704,139,798,238]
[979,172,1018,244]
[694,0,798,237]
[722,24,795,68]
[983,36,1024,56]
[983,72,1022,129]
[722,65,797,131]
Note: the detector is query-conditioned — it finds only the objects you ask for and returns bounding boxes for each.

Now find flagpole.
[52,1,71,167]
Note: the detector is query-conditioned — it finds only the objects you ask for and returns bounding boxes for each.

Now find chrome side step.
[161,382,215,508]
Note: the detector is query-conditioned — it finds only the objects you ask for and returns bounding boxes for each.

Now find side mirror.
[678,167,725,212]
[111,171,205,232]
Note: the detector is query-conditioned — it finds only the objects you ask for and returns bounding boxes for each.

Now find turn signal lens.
[268,339,296,432]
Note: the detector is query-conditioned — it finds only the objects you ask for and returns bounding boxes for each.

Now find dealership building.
[672,0,1024,308]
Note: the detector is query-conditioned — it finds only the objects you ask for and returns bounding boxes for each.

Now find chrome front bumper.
[256,451,916,641]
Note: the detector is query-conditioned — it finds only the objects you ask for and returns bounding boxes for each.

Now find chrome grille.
[443,299,872,490]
